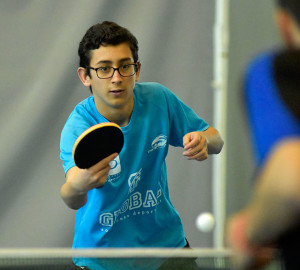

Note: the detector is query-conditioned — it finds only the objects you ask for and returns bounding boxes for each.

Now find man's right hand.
[60,153,118,209]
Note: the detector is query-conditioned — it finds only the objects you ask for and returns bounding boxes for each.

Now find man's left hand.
[182,131,208,161]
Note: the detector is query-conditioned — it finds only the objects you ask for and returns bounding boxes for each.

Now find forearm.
[60,155,116,209]
[60,181,88,210]
[246,140,300,245]
[203,127,224,154]
[246,192,299,245]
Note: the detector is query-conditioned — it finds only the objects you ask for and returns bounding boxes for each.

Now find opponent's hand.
[227,211,274,269]
[182,131,208,161]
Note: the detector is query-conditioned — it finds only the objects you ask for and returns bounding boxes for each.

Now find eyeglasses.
[87,63,138,79]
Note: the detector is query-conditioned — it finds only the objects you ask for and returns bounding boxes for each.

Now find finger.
[185,147,208,161]
[196,142,208,160]
[89,153,118,173]
[72,162,111,192]
[183,135,206,156]
[85,162,111,188]
[184,132,203,150]
[184,138,208,160]
[195,150,208,161]
[183,141,201,156]
[92,164,111,188]
[183,133,192,149]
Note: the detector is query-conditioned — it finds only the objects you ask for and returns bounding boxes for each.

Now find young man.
[60,21,223,269]
[244,0,300,166]
[227,0,300,268]
[228,49,300,269]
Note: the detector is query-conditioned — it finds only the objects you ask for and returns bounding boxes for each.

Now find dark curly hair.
[277,0,300,25]
[78,21,139,76]
[273,49,300,122]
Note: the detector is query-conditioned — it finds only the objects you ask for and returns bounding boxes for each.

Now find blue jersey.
[244,50,300,166]
[60,82,209,269]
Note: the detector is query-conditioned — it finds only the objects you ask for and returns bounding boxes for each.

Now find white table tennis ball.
[196,212,215,232]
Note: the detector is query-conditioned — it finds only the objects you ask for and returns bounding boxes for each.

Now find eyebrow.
[95,58,133,66]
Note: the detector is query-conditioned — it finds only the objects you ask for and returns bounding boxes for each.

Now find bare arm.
[226,140,300,269]
[60,153,118,210]
[182,126,224,161]
[246,139,300,245]
[202,126,224,154]
[227,139,300,253]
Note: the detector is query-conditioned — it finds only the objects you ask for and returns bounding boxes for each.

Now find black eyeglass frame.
[86,63,139,79]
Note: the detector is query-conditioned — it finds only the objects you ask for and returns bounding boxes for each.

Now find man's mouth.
[110,89,124,93]
[109,89,124,96]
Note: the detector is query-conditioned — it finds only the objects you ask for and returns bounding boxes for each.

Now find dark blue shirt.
[244,50,300,166]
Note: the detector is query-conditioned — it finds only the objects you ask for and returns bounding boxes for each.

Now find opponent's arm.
[60,153,118,210]
[183,127,223,161]
[246,139,300,245]
[227,139,300,269]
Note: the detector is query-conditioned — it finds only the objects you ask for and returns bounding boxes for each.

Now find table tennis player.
[228,49,300,270]
[227,0,300,267]
[59,21,223,269]
[244,0,300,167]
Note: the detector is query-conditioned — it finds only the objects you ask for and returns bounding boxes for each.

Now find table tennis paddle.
[72,122,124,169]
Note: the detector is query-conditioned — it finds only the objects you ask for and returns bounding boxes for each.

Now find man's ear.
[274,9,294,47]
[78,67,91,87]
[135,62,141,82]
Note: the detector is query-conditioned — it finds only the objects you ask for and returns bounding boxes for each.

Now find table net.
[0,248,283,270]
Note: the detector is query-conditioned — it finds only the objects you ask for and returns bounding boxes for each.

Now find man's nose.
[111,68,122,82]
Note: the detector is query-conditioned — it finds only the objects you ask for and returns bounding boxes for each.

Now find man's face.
[87,42,140,115]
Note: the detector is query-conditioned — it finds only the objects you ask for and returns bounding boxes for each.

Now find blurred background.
[0,0,279,248]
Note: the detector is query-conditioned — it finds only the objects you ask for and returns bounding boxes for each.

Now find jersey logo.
[107,155,121,183]
[128,168,142,193]
[148,135,168,153]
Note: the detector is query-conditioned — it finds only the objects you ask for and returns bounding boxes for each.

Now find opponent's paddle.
[72,122,124,169]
